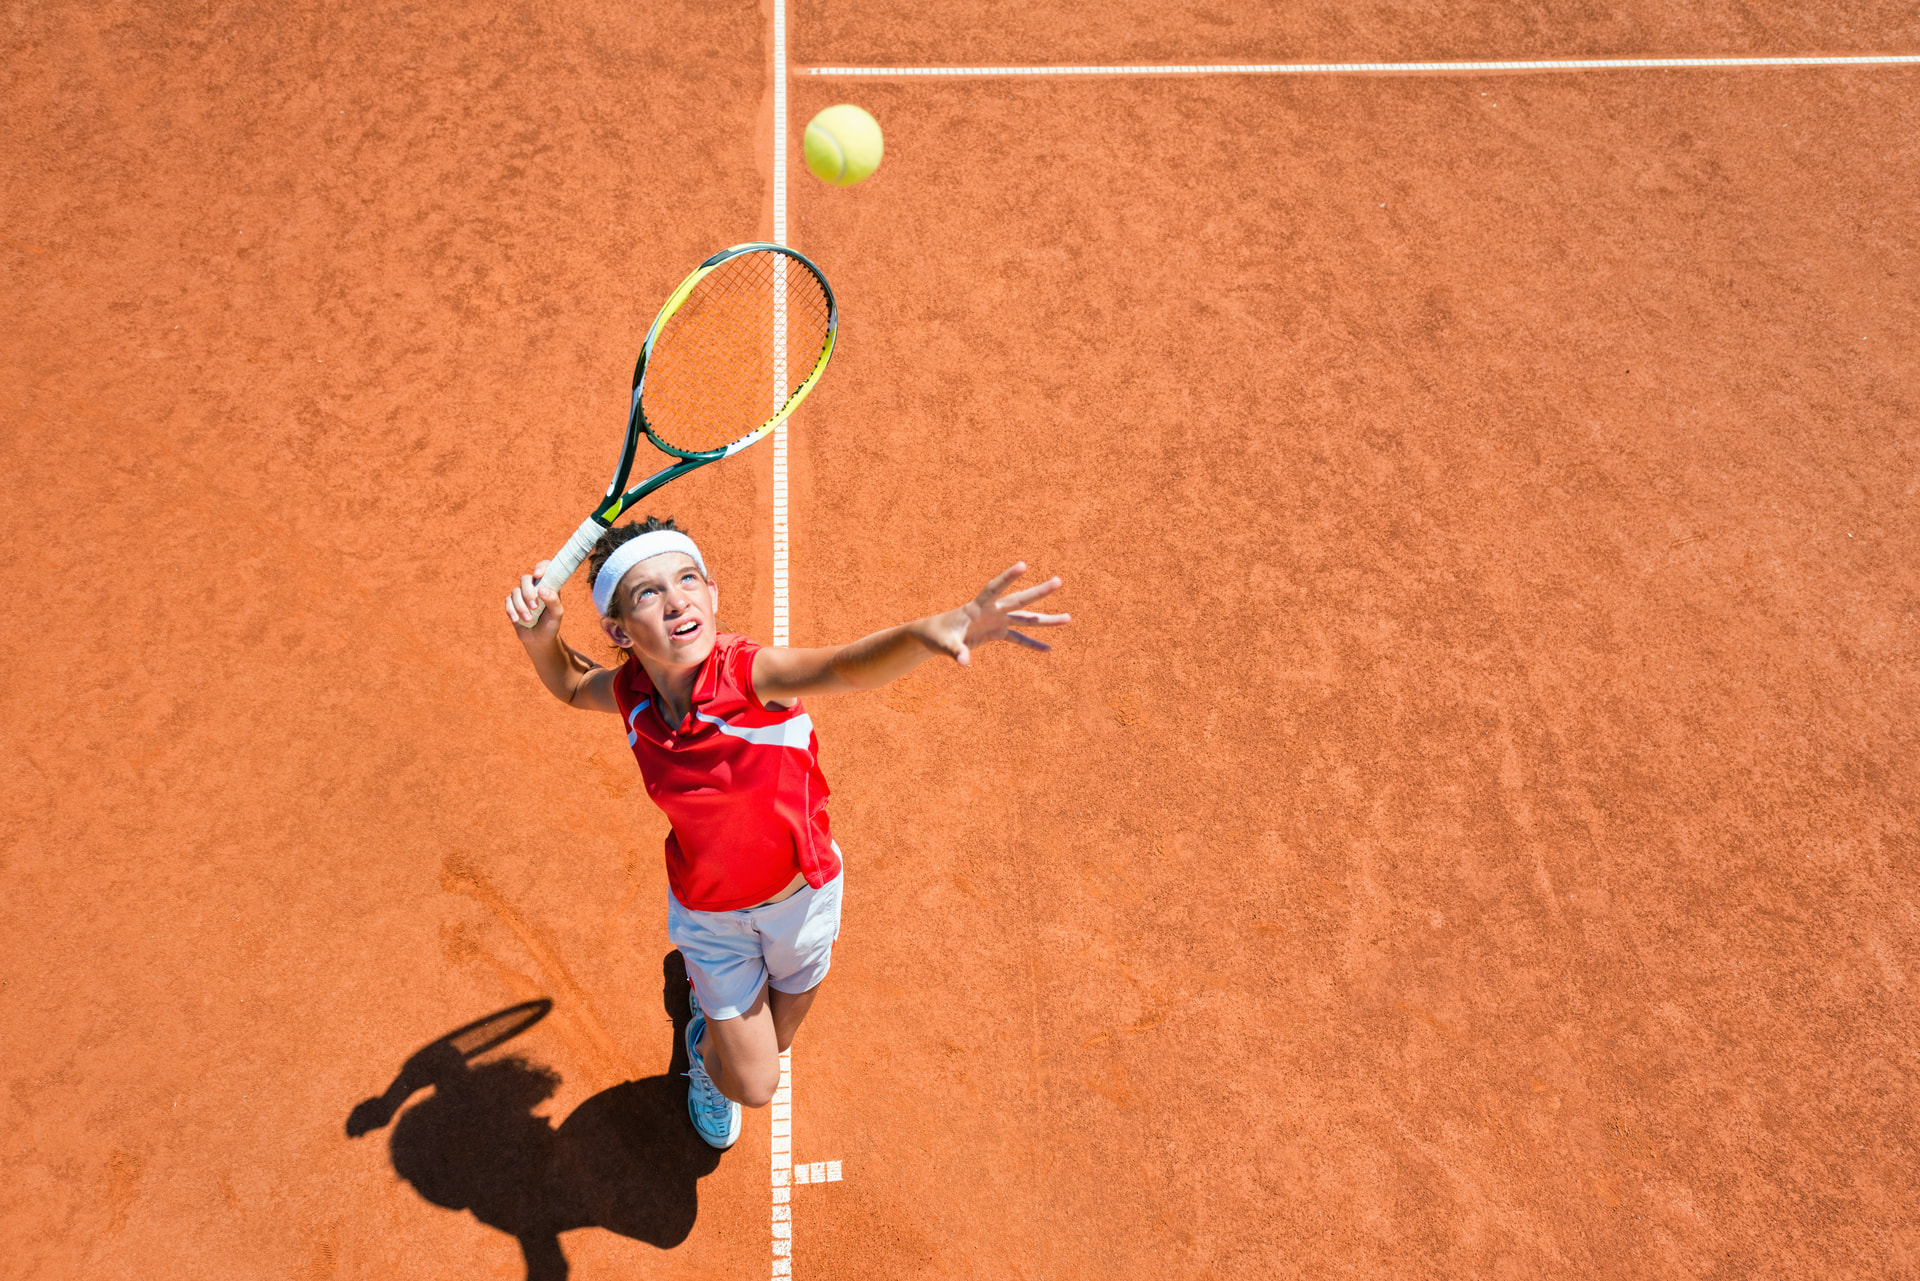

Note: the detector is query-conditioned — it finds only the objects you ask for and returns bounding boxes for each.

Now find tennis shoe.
[684,993,741,1149]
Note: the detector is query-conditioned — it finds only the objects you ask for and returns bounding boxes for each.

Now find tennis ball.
[803,104,883,187]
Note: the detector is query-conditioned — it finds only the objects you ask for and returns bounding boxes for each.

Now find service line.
[808,54,1920,77]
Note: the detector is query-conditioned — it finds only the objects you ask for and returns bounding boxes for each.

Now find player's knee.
[737,1066,781,1109]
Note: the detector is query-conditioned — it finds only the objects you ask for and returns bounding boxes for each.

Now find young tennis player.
[504,518,1067,1148]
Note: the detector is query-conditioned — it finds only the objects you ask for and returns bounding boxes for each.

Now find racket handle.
[517,516,605,628]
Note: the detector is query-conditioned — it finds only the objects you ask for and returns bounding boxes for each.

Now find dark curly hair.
[584,516,698,623]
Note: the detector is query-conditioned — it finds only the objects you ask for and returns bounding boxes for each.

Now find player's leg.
[698,976,823,1104]
[703,868,843,1104]
[699,985,784,1106]
[666,894,766,1148]
[769,981,821,1052]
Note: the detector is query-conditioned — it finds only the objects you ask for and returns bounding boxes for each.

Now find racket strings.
[643,251,832,454]
[445,1000,552,1059]
[660,257,828,442]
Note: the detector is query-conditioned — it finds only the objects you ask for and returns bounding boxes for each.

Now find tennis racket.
[345,999,554,1136]
[515,242,837,627]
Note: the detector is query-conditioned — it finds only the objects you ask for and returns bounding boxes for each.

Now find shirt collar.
[630,639,728,731]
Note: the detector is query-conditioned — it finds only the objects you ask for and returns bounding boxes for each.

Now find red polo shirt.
[612,634,841,911]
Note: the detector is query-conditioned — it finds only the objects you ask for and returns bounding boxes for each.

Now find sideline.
[808,54,1920,77]
[770,4,797,1280]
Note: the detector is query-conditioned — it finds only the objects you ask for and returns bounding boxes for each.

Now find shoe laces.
[684,1053,733,1118]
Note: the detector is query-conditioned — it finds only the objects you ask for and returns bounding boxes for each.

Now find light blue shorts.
[667,867,844,1022]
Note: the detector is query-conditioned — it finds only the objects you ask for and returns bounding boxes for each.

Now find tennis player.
[504,518,1068,1148]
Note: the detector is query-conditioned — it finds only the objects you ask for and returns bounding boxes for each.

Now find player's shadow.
[345,952,719,1280]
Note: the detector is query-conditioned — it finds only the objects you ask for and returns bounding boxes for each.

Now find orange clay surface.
[3,2,1917,1280]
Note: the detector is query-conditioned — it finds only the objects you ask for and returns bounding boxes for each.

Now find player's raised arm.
[505,561,621,714]
[752,562,1069,704]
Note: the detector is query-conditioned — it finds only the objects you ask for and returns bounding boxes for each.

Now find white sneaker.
[685,993,741,1149]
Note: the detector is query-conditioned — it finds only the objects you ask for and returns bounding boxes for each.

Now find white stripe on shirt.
[693,709,814,749]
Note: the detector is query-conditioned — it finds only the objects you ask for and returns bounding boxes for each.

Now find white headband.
[592,531,708,616]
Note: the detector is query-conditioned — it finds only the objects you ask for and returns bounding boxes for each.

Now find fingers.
[507,595,544,627]
[995,577,1063,610]
[506,571,561,628]
[976,561,1027,603]
[505,578,534,625]
[953,565,1067,659]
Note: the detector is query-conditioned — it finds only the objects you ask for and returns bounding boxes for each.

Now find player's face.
[603,553,720,668]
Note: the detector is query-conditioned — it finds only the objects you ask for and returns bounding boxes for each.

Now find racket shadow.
[345,952,720,1280]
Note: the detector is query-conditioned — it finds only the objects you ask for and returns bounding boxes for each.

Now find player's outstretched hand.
[919,562,1070,667]
[505,561,564,641]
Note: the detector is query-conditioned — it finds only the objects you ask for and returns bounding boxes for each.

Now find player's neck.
[638,653,703,726]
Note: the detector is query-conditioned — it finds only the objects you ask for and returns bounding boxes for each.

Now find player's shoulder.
[712,632,763,680]
[710,633,781,709]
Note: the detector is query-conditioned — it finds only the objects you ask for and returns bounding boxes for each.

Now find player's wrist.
[517,623,562,656]
[907,610,967,660]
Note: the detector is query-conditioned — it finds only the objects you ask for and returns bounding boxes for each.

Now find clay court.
[5,0,1918,1277]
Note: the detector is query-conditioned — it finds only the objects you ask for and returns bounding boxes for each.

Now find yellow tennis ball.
[803,104,883,187]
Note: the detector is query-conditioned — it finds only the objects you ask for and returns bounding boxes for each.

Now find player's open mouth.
[670,619,702,641]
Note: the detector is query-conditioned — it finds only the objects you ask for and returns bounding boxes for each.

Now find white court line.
[770,2,796,1276]
[809,54,1920,77]
[770,1051,794,1276]
[772,2,791,656]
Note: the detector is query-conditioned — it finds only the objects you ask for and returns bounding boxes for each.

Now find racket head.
[589,244,836,526]
[442,999,553,1061]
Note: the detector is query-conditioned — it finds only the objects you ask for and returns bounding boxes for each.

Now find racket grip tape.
[516,516,606,628]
